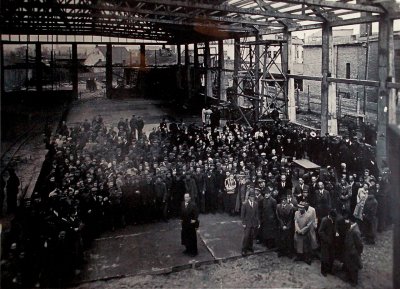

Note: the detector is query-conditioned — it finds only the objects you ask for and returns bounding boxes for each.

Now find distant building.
[84,45,130,70]
[303,29,400,102]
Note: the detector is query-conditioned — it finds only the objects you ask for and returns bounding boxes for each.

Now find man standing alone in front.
[241,189,260,256]
[181,193,199,257]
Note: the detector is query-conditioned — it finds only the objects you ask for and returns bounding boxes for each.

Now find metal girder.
[130,0,325,21]
[266,0,384,13]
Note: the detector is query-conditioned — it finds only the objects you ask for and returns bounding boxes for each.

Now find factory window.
[346,63,351,79]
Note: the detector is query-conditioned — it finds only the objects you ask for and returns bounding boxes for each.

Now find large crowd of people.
[1,112,393,288]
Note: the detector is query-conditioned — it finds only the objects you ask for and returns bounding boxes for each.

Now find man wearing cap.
[241,189,260,256]
[294,201,314,265]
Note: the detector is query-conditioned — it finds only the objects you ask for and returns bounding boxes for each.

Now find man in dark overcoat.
[343,216,363,287]
[241,189,260,256]
[318,209,337,276]
[181,193,199,257]
[261,189,278,248]
[276,197,295,257]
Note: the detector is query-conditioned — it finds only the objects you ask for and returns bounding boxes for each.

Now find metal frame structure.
[1,0,400,162]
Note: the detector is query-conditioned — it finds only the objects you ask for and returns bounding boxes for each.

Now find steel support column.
[194,43,199,99]
[71,43,78,99]
[321,23,338,135]
[177,44,181,65]
[218,40,226,101]
[233,37,240,94]
[185,44,191,100]
[0,43,4,97]
[35,43,42,92]
[254,34,260,121]
[204,42,212,103]
[140,44,146,68]
[106,43,113,98]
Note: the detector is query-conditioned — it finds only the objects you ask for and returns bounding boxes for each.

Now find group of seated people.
[1,112,393,288]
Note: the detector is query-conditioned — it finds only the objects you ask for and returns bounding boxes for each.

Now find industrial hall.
[1,0,400,288]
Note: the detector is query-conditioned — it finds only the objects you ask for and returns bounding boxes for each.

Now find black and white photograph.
[1,1,400,288]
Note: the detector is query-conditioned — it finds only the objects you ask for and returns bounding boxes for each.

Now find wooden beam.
[376,16,391,167]
[267,0,384,13]
[134,0,324,21]
[320,23,337,135]
[283,29,296,122]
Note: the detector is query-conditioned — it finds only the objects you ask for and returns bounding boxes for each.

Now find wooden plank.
[327,77,379,87]
[288,74,322,81]
[293,159,321,170]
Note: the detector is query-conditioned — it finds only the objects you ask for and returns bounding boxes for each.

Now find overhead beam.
[133,0,324,21]
[267,0,384,13]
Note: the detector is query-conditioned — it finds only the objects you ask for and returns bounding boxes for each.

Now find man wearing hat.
[241,188,260,256]
[294,201,314,265]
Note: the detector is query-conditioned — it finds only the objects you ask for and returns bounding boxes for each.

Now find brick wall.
[303,46,321,95]
[303,40,383,102]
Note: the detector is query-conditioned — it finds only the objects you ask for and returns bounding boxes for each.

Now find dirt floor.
[71,228,393,289]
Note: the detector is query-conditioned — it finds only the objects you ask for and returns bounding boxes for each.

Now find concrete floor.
[66,96,200,134]
[75,213,267,284]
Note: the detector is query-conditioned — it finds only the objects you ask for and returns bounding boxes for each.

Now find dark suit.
[363,194,378,244]
[276,202,295,256]
[277,181,292,204]
[241,200,260,253]
[293,184,309,200]
[308,182,319,207]
[344,224,363,286]
[318,216,335,275]
[315,189,331,222]
[181,201,199,255]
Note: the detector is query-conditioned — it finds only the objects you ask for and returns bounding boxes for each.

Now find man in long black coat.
[276,197,295,257]
[241,190,260,256]
[343,217,363,287]
[181,193,199,257]
[6,168,20,214]
[318,209,337,276]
